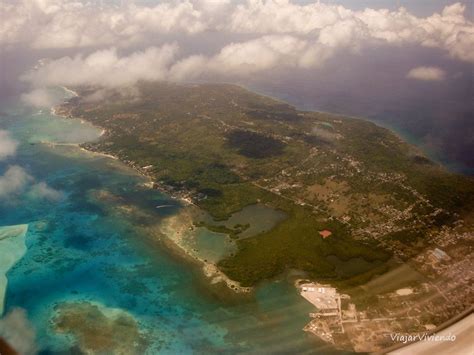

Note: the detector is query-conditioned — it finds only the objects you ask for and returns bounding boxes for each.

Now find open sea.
[0,93,344,354]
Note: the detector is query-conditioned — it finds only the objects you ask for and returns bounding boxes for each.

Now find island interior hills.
[55,82,474,352]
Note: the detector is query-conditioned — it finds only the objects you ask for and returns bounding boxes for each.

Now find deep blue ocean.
[0,95,339,354]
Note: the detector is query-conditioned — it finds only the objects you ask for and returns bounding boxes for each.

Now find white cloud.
[22,45,179,88]
[0,308,37,355]
[169,54,208,82]
[28,181,63,201]
[207,35,310,74]
[0,131,18,161]
[13,1,472,93]
[179,35,335,77]
[2,1,473,64]
[0,166,63,202]
[407,66,446,81]
[0,131,62,201]
[228,0,349,34]
[21,88,62,108]
[2,0,177,49]
[0,166,33,198]
[7,1,474,97]
[1,0,216,49]
[24,36,337,87]
[360,3,474,63]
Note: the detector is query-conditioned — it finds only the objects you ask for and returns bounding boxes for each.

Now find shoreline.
[241,83,472,176]
[83,148,251,294]
[51,97,190,202]
[50,92,251,293]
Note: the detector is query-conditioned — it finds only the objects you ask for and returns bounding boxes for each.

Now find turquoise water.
[0,98,337,354]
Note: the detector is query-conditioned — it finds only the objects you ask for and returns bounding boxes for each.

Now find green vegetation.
[60,82,474,287]
[218,203,390,286]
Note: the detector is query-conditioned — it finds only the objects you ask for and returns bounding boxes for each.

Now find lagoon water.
[0,97,336,354]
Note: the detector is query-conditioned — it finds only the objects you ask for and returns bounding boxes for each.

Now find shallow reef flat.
[0,224,28,315]
[52,301,149,354]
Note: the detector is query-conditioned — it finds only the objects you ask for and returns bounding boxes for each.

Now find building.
[319,230,332,238]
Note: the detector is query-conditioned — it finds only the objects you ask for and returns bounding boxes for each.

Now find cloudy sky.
[1,0,473,170]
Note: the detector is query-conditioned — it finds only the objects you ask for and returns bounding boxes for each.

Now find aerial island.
[55,82,474,352]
